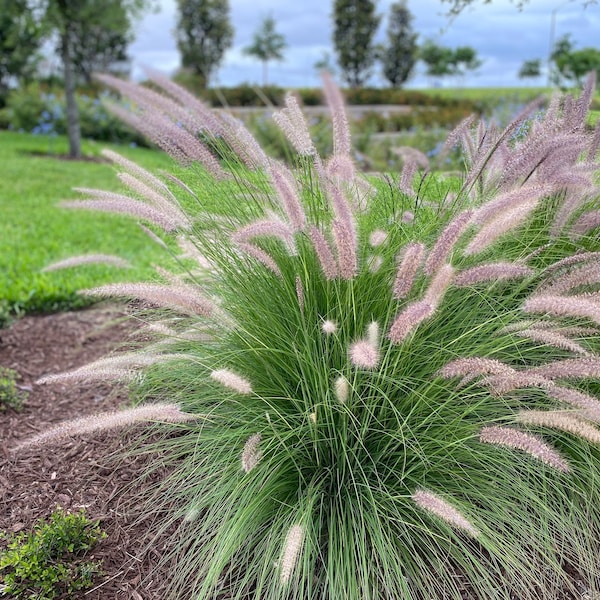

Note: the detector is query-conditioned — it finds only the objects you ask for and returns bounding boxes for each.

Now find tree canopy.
[333,0,381,88]
[243,16,286,86]
[552,34,600,88]
[380,1,418,88]
[0,0,45,105]
[175,0,233,88]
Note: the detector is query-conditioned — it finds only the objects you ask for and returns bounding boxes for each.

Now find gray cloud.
[129,0,600,87]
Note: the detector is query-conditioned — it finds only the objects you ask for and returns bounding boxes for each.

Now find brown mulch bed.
[0,306,176,599]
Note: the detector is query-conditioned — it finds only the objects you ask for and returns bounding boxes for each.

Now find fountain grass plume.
[13,403,197,451]
[29,73,600,600]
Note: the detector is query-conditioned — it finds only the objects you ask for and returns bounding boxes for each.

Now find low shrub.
[0,83,148,146]
[0,509,105,599]
[0,367,27,412]
[16,72,600,600]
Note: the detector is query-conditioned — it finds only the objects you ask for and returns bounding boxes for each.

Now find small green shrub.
[0,367,26,412]
[0,509,106,599]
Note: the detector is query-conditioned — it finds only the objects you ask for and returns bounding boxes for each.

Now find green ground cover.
[0,131,178,325]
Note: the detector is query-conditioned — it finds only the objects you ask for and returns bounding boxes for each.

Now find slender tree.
[333,0,381,88]
[175,0,233,88]
[44,0,153,158]
[380,0,418,88]
[0,0,45,105]
[243,15,286,86]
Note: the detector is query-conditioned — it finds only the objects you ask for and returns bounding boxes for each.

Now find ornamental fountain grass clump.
[16,71,600,599]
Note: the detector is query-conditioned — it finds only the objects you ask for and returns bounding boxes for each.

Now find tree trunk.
[262,60,268,87]
[61,26,81,159]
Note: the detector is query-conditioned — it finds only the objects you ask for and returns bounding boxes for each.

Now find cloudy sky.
[128,0,600,88]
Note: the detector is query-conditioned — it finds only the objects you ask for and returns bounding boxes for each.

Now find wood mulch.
[0,306,176,600]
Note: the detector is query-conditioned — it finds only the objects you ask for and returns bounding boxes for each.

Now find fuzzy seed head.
[13,403,196,451]
[349,340,380,369]
[388,301,434,344]
[322,320,337,335]
[280,524,305,584]
[241,433,262,473]
[334,375,349,403]
[211,369,253,395]
[518,410,600,445]
[369,229,388,248]
[479,426,570,472]
[412,489,479,537]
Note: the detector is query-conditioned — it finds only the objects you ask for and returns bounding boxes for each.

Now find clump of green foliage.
[23,72,600,600]
[0,509,105,599]
[0,367,26,412]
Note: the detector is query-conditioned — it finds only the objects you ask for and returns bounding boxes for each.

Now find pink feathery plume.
[454,262,534,287]
[570,211,600,241]
[442,114,478,156]
[480,372,553,396]
[60,197,184,232]
[321,71,351,158]
[399,161,417,197]
[13,403,196,451]
[269,161,306,231]
[272,93,317,156]
[143,67,225,135]
[528,358,600,380]
[332,217,358,279]
[210,368,253,394]
[81,282,217,317]
[425,210,474,275]
[369,230,388,248]
[116,173,189,225]
[547,386,600,421]
[542,262,600,296]
[423,264,454,307]
[437,357,515,386]
[588,118,600,163]
[219,111,270,170]
[36,352,192,385]
[349,340,380,369]
[479,426,569,472]
[42,254,131,272]
[236,242,282,276]
[523,294,600,326]
[101,149,176,200]
[232,218,296,254]
[308,226,339,280]
[412,489,479,537]
[296,277,305,312]
[543,251,600,275]
[325,154,356,182]
[518,410,600,445]
[464,197,542,256]
[388,300,434,344]
[392,242,425,300]
[473,184,553,226]
[513,328,590,356]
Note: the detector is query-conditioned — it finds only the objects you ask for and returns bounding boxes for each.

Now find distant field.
[0,131,178,324]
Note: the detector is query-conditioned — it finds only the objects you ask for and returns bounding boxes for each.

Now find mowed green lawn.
[0,131,178,325]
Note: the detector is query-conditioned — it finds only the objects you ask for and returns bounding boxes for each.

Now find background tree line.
[2,0,599,158]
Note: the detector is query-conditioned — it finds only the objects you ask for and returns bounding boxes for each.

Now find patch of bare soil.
[0,306,176,600]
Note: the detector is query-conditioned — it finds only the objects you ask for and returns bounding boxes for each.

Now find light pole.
[547,0,575,87]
